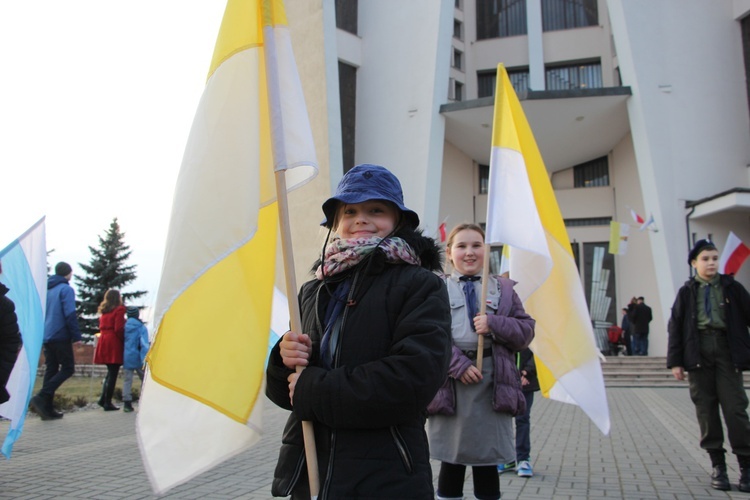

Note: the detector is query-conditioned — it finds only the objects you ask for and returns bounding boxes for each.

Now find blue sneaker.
[517,460,533,477]
[497,461,516,474]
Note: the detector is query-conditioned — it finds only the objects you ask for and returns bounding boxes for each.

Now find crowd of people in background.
[27,262,148,420]
[608,295,653,356]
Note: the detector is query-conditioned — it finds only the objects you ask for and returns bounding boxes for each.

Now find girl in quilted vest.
[427,223,535,500]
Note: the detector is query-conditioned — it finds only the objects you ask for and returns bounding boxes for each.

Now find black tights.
[437,462,500,500]
[99,364,121,404]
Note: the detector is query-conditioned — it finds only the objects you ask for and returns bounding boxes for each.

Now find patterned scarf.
[315,236,421,280]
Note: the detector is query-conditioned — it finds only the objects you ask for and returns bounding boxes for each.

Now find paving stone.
[1,388,746,498]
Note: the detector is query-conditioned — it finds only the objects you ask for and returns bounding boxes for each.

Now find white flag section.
[136,0,317,494]
[269,286,290,362]
[0,217,47,458]
[484,64,609,434]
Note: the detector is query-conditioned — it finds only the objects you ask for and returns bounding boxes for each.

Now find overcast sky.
[1,1,226,304]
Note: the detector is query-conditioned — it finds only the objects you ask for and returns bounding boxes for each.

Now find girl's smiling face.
[335,200,399,239]
[447,229,485,276]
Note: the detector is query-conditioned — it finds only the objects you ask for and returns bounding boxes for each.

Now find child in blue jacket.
[123,306,149,413]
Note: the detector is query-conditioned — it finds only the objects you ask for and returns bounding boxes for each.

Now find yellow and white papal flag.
[484,64,610,435]
[608,221,629,255]
[136,0,317,493]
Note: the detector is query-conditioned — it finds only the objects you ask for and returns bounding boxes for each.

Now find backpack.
[607,325,623,344]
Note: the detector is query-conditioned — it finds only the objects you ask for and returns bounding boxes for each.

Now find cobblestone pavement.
[1,388,747,499]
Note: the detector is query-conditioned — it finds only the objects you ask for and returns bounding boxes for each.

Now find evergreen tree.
[74,218,147,342]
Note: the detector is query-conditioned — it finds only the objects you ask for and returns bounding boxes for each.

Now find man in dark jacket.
[668,239,750,492]
[631,296,653,355]
[29,262,82,420]
[0,281,22,405]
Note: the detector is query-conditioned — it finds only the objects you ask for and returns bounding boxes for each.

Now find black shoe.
[29,395,54,421]
[102,403,120,411]
[711,465,731,491]
[123,402,134,413]
[49,408,64,419]
[740,468,750,492]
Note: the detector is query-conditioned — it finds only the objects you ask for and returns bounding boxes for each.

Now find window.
[508,70,530,94]
[571,241,580,270]
[479,164,490,194]
[338,62,357,172]
[454,19,463,40]
[546,61,602,90]
[573,156,609,187]
[478,68,529,98]
[455,81,464,101]
[478,71,495,98]
[542,0,598,32]
[335,0,358,35]
[489,245,504,275]
[476,0,527,40]
[583,242,617,352]
[453,49,463,71]
[564,217,612,227]
[448,78,464,101]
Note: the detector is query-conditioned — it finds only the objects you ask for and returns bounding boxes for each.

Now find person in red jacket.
[93,289,125,411]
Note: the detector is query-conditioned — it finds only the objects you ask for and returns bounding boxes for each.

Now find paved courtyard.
[0,387,747,499]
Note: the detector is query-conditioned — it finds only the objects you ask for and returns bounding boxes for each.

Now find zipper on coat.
[390,426,414,474]
[331,270,361,369]
[319,271,359,499]
[281,451,306,497]
[320,430,337,499]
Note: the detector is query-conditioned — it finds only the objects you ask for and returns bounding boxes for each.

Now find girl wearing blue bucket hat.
[266,164,452,499]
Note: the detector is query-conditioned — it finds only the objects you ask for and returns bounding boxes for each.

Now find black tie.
[459,276,480,330]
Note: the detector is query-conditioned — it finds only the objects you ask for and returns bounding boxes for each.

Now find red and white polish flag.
[630,209,645,225]
[720,231,750,275]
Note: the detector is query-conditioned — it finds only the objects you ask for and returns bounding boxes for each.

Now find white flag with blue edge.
[0,217,47,458]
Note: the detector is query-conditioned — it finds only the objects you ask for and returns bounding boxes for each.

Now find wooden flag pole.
[274,170,320,498]
[476,243,492,372]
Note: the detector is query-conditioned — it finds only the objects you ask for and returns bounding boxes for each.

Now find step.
[599,356,750,388]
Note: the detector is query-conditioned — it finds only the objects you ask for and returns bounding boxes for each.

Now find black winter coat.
[631,302,653,335]
[518,347,539,393]
[266,229,451,499]
[667,274,750,371]
[0,284,22,404]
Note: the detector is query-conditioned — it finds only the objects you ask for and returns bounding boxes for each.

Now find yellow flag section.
[136,0,317,494]
[608,221,629,256]
[484,64,609,435]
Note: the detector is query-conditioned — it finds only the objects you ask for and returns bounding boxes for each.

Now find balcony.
[440,86,631,173]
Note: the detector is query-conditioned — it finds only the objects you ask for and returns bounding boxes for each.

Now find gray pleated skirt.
[427,353,515,466]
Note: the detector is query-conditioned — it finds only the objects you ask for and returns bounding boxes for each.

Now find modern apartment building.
[284,0,750,356]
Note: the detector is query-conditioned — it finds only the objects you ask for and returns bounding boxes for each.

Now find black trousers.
[39,341,75,398]
[688,332,750,457]
[437,462,499,500]
[100,364,122,404]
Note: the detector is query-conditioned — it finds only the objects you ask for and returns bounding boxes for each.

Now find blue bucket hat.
[321,164,420,229]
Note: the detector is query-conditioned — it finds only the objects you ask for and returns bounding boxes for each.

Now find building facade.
[284,0,750,356]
